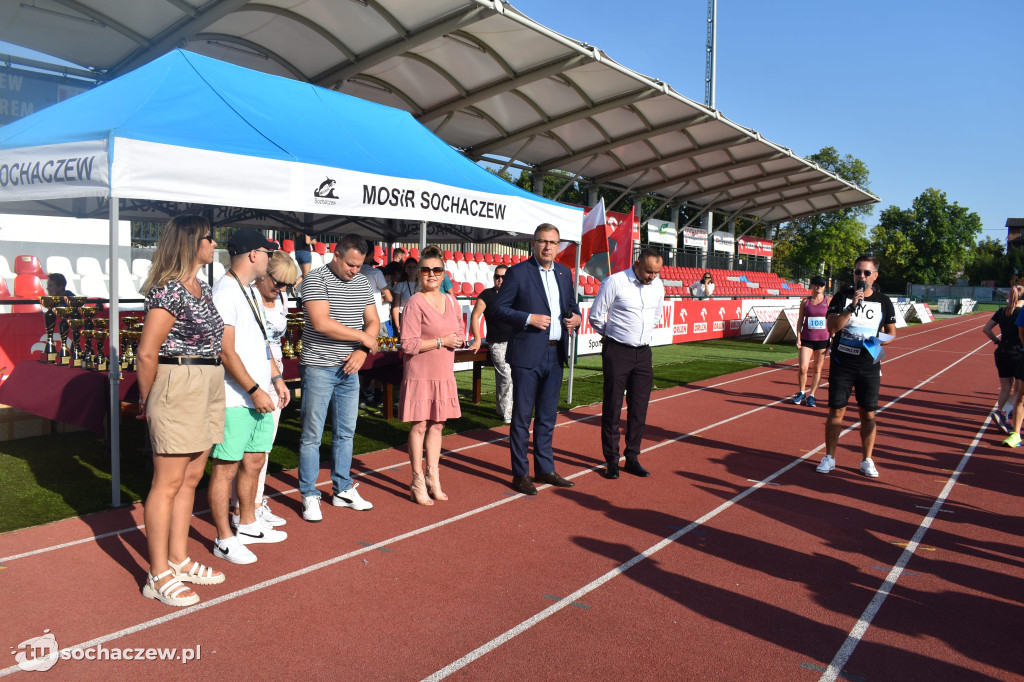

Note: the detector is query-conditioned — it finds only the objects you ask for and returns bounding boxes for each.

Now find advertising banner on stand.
[646,219,677,247]
[682,226,708,249]
[737,236,773,257]
[712,231,735,253]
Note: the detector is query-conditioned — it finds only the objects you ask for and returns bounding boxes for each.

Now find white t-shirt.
[213,275,273,409]
[360,264,391,326]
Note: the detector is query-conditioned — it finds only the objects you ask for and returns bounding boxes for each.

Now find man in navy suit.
[492,224,583,495]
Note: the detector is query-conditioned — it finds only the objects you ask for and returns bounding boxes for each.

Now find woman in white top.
[229,250,298,528]
[691,271,715,299]
[391,257,420,334]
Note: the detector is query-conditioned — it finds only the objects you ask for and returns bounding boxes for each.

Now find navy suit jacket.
[491,257,581,367]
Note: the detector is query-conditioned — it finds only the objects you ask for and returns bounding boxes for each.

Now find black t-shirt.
[478,287,513,343]
[827,287,897,368]
[991,307,1023,353]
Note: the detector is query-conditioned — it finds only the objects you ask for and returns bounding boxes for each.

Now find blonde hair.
[268,250,299,284]
[142,214,210,294]
[1005,285,1024,316]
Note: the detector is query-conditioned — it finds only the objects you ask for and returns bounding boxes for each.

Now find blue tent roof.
[0,49,580,238]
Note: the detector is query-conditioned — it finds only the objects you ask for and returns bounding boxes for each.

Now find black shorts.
[995,348,1023,379]
[800,338,830,351]
[828,358,881,412]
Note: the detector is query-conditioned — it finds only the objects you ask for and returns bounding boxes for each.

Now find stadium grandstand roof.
[0,0,879,225]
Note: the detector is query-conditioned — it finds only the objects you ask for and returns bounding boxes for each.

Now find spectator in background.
[295,232,315,281]
[46,273,75,297]
[398,252,465,504]
[690,272,715,299]
[468,264,513,423]
[392,257,419,335]
[984,284,1024,439]
[391,247,407,264]
[136,214,225,607]
[360,246,393,408]
[791,276,831,408]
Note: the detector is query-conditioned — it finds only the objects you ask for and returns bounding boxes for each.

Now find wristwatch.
[246,384,259,395]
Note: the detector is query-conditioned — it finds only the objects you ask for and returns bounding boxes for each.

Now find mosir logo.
[11,630,59,672]
[313,177,339,206]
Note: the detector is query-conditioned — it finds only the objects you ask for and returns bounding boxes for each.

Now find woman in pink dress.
[398,248,465,505]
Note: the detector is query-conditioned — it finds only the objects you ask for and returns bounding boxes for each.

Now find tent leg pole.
[419,221,427,251]
[568,241,582,405]
[108,199,122,507]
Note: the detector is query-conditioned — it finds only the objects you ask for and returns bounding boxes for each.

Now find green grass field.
[0,339,798,534]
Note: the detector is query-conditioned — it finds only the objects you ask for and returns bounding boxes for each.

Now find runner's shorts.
[800,338,830,351]
[147,364,225,454]
[828,359,881,412]
[996,348,1024,379]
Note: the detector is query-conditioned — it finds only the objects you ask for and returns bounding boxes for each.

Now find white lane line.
[422,341,987,681]
[818,379,991,682]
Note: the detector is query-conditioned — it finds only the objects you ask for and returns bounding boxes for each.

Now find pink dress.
[398,292,465,422]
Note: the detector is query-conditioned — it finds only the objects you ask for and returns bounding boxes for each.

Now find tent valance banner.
[737,236,773,257]
[0,49,583,242]
[712,230,735,253]
[682,226,708,249]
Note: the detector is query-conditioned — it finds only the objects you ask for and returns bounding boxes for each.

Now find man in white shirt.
[589,248,665,479]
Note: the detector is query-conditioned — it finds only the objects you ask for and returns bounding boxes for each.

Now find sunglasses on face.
[199,234,214,242]
[269,275,294,289]
[420,266,445,276]
[854,269,873,276]
[494,274,504,279]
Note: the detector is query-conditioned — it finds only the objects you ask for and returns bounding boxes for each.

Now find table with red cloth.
[0,361,140,435]
[280,346,489,420]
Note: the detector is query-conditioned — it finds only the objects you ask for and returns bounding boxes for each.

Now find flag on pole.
[557,197,609,278]
[607,206,638,275]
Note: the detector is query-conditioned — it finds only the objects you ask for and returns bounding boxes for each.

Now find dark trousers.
[509,343,562,477]
[601,339,653,464]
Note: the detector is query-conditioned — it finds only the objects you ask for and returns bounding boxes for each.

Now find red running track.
[1,314,1021,680]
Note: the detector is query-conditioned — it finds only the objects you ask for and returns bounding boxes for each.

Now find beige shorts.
[147,364,226,454]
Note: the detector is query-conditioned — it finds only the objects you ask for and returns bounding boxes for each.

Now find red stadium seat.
[473,282,485,295]
[328,242,337,253]
[483,253,494,264]
[14,255,45,276]
[281,239,295,253]
[502,254,512,265]
[444,250,454,260]
[579,275,587,285]
[14,274,46,299]
[474,252,484,262]
[460,282,475,296]
[453,251,464,261]
[373,245,385,264]
[314,242,327,255]
[410,248,420,260]
[583,284,595,296]
[0,278,10,298]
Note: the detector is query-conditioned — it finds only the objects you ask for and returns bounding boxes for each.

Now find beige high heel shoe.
[410,472,434,506]
[424,465,448,501]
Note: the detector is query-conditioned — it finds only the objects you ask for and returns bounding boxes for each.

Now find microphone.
[857,280,867,293]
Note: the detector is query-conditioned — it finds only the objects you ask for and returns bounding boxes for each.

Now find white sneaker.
[332,483,373,511]
[256,499,287,527]
[302,495,322,523]
[816,454,835,473]
[236,522,288,545]
[859,458,879,478]
[213,536,257,565]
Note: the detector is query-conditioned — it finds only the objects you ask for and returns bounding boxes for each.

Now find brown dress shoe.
[534,471,574,487]
[511,475,538,496]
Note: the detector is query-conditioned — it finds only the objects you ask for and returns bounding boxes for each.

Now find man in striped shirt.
[298,234,380,522]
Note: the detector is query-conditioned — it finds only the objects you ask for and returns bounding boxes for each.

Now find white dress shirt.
[590,266,666,347]
[536,261,563,342]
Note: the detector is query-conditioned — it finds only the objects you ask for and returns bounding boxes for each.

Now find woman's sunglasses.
[269,275,294,289]
[199,234,214,242]
[420,266,445,276]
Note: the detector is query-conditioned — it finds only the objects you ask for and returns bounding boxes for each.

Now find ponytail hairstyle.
[1004,284,1024,317]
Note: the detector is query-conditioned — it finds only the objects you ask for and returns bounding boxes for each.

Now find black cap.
[227,228,277,256]
[810,276,827,287]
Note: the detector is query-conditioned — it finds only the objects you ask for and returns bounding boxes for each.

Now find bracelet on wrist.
[436,337,442,349]
[246,384,259,395]
[271,374,284,383]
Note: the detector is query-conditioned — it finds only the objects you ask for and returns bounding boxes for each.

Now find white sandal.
[168,557,225,585]
[142,568,200,607]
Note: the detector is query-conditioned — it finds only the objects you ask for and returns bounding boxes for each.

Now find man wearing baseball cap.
[208,228,290,565]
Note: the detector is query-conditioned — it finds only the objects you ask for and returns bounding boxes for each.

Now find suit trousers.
[601,339,653,464]
[509,343,562,477]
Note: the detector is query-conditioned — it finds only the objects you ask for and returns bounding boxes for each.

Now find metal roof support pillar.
[671,203,682,267]
[726,217,735,272]
[107,197,122,507]
[633,196,643,263]
[532,169,544,196]
[701,211,712,269]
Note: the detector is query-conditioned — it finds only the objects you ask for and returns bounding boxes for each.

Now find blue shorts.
[295,249,312,265]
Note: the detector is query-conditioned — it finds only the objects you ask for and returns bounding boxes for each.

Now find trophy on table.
[54,305,74,365]
[93,317,109,372]
[67,317,85,368]
[282,313,298,359]
[39,296,63,362]
[80,329,95,370]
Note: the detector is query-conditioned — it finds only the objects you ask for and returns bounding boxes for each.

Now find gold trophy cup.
[67,318,85,368]
[80,329,95,370]
[54,306,74,365]
[93,329,109,372]
[39,296,63,362]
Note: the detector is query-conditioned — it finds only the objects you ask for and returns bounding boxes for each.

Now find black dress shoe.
[623,460,650,477]
[534,471,575,488]
[602,464,619,479]
[511,475,538,496]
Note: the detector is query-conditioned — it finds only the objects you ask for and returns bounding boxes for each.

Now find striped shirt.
[299,265,375,367]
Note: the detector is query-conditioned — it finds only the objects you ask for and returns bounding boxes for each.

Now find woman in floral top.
[136,214,226,607]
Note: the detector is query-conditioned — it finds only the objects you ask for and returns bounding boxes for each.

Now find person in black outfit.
[983,284,1024,436]
[468,264,514,423]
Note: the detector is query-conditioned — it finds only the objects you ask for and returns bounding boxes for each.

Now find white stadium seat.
[76,256,106,280]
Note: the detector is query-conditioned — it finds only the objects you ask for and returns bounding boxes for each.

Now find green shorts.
[210,407,273,461]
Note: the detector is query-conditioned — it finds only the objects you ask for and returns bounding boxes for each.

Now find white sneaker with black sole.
[332,483,373,511]
[213,535,257,565]
[302,495,322,522]
[236,522,287,545]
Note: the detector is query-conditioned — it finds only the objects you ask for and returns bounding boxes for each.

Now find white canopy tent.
[0,49,583,505]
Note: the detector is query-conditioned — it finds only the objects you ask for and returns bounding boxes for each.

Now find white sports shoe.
[859,458,879,478]
[815,454,835,473]
[213,536,257,565]
[302,495,323,523]
[332,483,373,511]
[256,499,287,527]
[236,522,287,545]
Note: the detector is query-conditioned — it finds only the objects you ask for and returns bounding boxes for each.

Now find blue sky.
[511,0,1023,241]
[3,1,1021,241]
